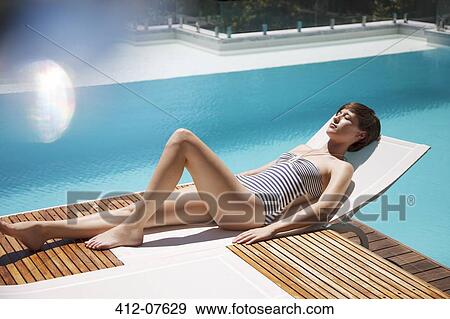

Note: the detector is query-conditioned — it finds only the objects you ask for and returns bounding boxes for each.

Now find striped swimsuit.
[235,152,323,225]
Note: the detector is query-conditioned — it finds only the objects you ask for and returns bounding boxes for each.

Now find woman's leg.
[86,128,265,249]
[0,185,212,251]
[0,206,133,250]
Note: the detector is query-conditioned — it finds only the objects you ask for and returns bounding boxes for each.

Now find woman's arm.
[233,162,354,244]
[267,162,353,235]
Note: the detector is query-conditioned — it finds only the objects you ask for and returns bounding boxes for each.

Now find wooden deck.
[1,186,449,298]
[337,219,450,296]
[0,196,135,285]
[227,229,448,298]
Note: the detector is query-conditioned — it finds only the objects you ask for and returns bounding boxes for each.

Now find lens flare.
[27,60,75,143]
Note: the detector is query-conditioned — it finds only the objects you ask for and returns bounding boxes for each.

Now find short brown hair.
[337,102,381,152]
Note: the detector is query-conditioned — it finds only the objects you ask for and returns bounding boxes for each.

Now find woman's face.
[326,108,366,144]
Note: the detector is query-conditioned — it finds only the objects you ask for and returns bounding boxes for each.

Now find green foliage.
[224,0,304,31]
[371,0,416,19]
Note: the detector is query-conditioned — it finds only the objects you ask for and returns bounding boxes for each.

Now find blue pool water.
[0,46,449,266]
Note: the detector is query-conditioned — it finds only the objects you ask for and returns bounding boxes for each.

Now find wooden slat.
[228,230,448,299]
[1,236,40,284]
[428,277,450,292]
[296,236,397,298]
[331,228,449,298]
[317,232,422,298]
[271,238,369,298]
[368,238,399,251]
[31,210,73,277]
[333,220,449,293]
[119,195,137,208]
[0,200,124,285]
[106,196,132,210]
[0,190,152,287]
[0,236,26,285]
[57,203,109,270]
[27,212,67,279]
[52,205,73,219]
[302,232,407,298]
[100,198,120,212]
[3,215,52,282]
[402,259,441,274]
[2,216,42,283]
[127,193,144,203]
[269,239,355,298]
[28,208,81,274]
[365,232,388,242]
[228,232,405,298]
[251,242,330,298]
[75,203,123,268]
[94,199,116,212]
[79,202,100,215]
[356,223,374,234]
[255,241,339,298]
[15,212,68,278]
[415,268,450,282]
[294,234,398,298]
[388,251,427,266]
[325,231,448,298]
[373,244,412,258]
[66,204,120,268]
[227,244,306,298]
[24,211,81,276]
[341,231,387,244]
[50,207,96,273]
[75,202,123,267]
[0,243,20,285]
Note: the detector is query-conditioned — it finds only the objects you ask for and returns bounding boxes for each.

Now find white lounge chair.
[274,117,430,247]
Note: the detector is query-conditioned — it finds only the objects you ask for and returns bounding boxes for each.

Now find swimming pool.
[0,45,449,266]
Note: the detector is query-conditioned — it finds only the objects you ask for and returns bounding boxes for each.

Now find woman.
[0,102,381,250]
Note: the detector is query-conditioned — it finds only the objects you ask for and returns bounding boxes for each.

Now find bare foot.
[0,220,48,251]
[84,224,143,250]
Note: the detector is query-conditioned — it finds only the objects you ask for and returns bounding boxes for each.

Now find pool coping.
[0,20,445,94]
[128,20,450,52]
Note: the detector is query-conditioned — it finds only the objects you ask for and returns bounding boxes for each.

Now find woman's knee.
[166,128,196,147]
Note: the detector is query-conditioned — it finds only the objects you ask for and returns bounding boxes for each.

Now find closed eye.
[336,110,352,121]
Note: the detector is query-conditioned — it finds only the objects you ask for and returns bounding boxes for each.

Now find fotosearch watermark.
[65,190,415,226]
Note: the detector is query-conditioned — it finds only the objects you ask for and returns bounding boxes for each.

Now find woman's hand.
[232,226,274,245]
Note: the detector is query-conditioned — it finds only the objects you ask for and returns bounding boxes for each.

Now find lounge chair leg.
[327,223,369,249]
